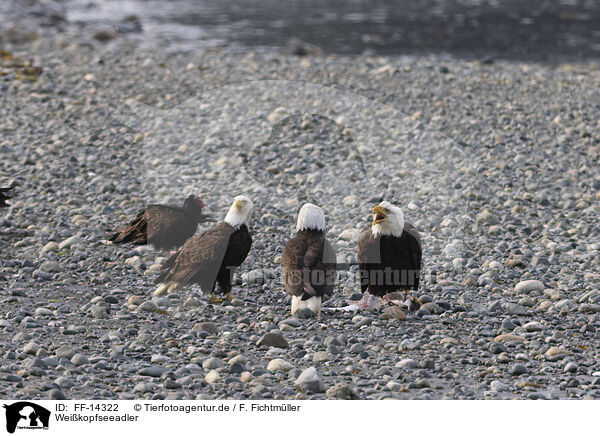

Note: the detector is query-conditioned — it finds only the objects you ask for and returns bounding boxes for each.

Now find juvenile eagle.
[281,203,336,316]
[154,195,253,303]
[109,195,206,251]
[357,201,422,298]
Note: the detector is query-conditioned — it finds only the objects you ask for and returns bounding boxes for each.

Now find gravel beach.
[0,9,599,401]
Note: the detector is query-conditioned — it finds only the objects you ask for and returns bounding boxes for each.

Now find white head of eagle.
[296,203,326,232]
[224,195,254,228]
[371,200,404,237]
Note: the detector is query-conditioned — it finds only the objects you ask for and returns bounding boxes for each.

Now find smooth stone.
[494,334,525,343]
[42,242,59,252]
[294,308,315,319]
[510,364,528,376]
[70,354,89,366]
[205,370,221,384]
[522,321,543,332]
[267,359,295,372]
[564,362,578,373]
[396,359,418,369]
[257,332,289,348]
[48,389,66,400]
[202,357,224,370]
[295,366,325,393]
[490,380,509,392]
[138,301,160,312]
[515,280,544,294]
[545,347,569,357]
[55,346,76,360]
[313,351,330,363]
[139,365,167,377]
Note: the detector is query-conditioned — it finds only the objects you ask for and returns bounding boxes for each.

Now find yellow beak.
[234,199,243,208]
[372,205,387,225]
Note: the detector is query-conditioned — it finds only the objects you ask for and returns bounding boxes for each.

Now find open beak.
[372,205,387,225]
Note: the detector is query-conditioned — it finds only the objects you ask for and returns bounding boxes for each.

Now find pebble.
[312,351,330,363]
[138,301,160,312]
[139,366,167,377]
[545,347,569,357]
[48,389,67,400]
[55,346,76,360]
[257,332,289,348]
[267,359,295,372]
[202,357,224,370]
[70,354,89,367]
[41,242,59,252]
[515,280,544,294]
[510,364,528,376]
[564,362,578,373]
[494,334,525,343]
[295,367,325,393]
[490,380,509,392]
[205,370,221,384]
[396,359,418,369]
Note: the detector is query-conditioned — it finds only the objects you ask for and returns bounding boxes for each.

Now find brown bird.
[0,187,13,208]
[281,203,336,316]
[109,195,206,252]
[154,195,253,303]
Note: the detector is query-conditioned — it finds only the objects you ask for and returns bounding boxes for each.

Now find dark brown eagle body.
[155,221,252,295]
[357,222,422,297]
[0,187,13,207]
[281,229,337,300]
[110,196,205,251]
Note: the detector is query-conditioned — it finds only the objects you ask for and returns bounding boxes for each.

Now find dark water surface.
[34,0,600,59]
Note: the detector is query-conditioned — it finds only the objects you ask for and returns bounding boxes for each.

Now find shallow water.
[64,0,600,59]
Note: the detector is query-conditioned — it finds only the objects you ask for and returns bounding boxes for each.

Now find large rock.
[295,367,325,393]
[267,358,295,372]
[514,280,544,294]
[257,332,289,348]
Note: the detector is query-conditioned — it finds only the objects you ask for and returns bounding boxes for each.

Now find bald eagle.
[0,187,13,208]
[109,195,206,251]
[154,195,253,303]
[281,203,337,316]
[357,201,422,298]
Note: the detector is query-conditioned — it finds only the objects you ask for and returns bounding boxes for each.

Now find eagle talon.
[226,292,233,302]
[209,292,223,304]
[404,290,421,308]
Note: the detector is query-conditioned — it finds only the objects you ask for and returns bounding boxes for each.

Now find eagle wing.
[282,232,336,298]
[281,234,306,297]
[109,208,147,244]
[402,222,423,288]
[145,204,188,240]
[155,222,233,291]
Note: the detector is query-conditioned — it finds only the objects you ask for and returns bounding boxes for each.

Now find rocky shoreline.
[0,14,599,400]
